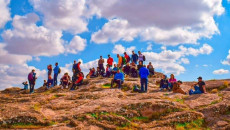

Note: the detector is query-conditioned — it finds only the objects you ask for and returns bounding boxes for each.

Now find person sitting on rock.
[43,80,47,87]
[137,61,143,71]
[87,68,97,78]
[61,73,71,89]
[70,73,84,90]
[139,65,150,93]
[130,61,138,78]
[123,63,131,77]
[169,74,177,91]
[105,64,112,77]
[147,62,154,77]
[112,64,118,75]
[47,75,54,89]
[111,69,124,89]
[160,75,169,91]
[172,80,186,94]
[189,76,206,95]
[22,81,28,90]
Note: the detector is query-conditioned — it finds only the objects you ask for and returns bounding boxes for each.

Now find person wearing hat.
[172,80,186,94]
[189,76,206,95]
[107,55,114,67]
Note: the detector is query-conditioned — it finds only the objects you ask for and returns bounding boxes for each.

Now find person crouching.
[70,73,83,90]
[111,69,124,89]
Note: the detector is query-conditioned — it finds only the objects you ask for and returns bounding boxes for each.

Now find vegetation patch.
[175,119,205,130]
[102,83,111,89]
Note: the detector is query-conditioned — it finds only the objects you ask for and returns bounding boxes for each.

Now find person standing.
[28,69,36,94]
[139,65,150,93]
[117,54,123,69]
[53,62,60,86]
[98,56,105,73]
[124,52,130,63]
[138,51,145,64]
[131,51,138,64]
[107,55,114,67]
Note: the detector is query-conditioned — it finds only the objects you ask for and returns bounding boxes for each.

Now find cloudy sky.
[0,0,229,90]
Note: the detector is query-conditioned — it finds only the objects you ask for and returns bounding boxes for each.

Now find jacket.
[53,66,60,74]
[139,67,149,79]
[114,72,124,81]
[118,56,122,66]
[107,57,113,66]
[131,54,138,62]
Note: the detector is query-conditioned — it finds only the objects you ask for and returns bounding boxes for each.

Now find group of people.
[24,50,207,96]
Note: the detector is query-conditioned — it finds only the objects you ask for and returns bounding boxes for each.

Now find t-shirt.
[138,54,144,61]
[198,81,205,93]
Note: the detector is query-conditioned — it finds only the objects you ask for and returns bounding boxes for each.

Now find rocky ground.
[0,76,230,130]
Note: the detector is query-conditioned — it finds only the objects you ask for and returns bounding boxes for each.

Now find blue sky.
[0,0,229,89]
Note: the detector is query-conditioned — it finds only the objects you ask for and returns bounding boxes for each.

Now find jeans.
[111,79,123,89]
[29,80,34,93]
[189,86,202,95]
[141,78,148,92]
[53,74,58,86]
[169,83,174,90]
[99,64,105,72]
[161,84,169,89]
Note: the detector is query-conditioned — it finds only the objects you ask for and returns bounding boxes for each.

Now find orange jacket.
[118,56,122,67]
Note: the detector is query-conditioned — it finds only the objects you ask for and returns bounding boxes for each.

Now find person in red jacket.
[70,73,83,90]
[107,55,114,67]
[124,52,130,63]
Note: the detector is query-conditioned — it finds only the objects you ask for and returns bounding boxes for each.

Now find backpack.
[122,57,127,64]
[143,55,146,61]
[28,72,33,81]
[58,68,61,74]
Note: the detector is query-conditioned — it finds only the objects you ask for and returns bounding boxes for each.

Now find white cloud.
[0,44,32,65]
[0,64,46,90]
[65,36,87,54]
[112,44,136,55]
[222,50,230,65]
[30,0,88,34]
[91,19,139,44]
[213,69,229,75]
[146,43,152,51]
[180,58,190,64]
[2,13,65,57]
[179,44,213,56]
[203,64,209,67]
[89,0,224,45]
[0,0,11,28]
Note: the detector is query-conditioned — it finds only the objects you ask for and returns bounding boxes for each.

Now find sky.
[0,0,229,90]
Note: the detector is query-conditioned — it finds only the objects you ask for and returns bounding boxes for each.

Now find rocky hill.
[0,76,230,130]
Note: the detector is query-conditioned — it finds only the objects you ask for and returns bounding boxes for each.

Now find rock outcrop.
[0,77,229,129]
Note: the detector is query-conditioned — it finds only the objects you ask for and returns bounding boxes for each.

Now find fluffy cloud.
[89,0,224,45]
[30,0,88,34]
[0,43,32,65]
[146,43,153,51]
[112,44,136,55]
[2,13,65,56]
[0,64,46,90]
[213,69,229,75]
[143,44,213,75]
[65,36,87,54]
[0,0,11,28]
[91,19,139,44]
[222,50,230,65]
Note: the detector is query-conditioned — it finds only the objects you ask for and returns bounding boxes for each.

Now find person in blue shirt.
[131,51,138,64]
[22,81,28,90]
[111,69,124,89]
[160,75,169,91]
[189,76,207,95]
[139,65,150,92]
[112,64,118,75]
[53,62,60,86]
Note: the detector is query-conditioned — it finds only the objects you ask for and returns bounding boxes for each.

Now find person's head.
[100,56,102,59]
[44,80,47,83]
[74,60,76,64]
[139,61,142,65]
[55,62,58,66]
[138,51,141,55]
[197,76,202,82]
[177,80,183,85]
[48,75,52,79]
[117,69,120,73]
[32,69,35,72]
[64,72,68,76]
[127,63,130,66]
[78,61,81,64]
[170,74,175,79]
[107,64,110,67]
[25,81,28,84]
[143,65,146,67]
[163,75,167,79]
[108,54,110,58]
[149,62,152,65]
[114,64,117,67]
[132,51,135,54]
[117,54,120,58]
[124,52,127,55]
